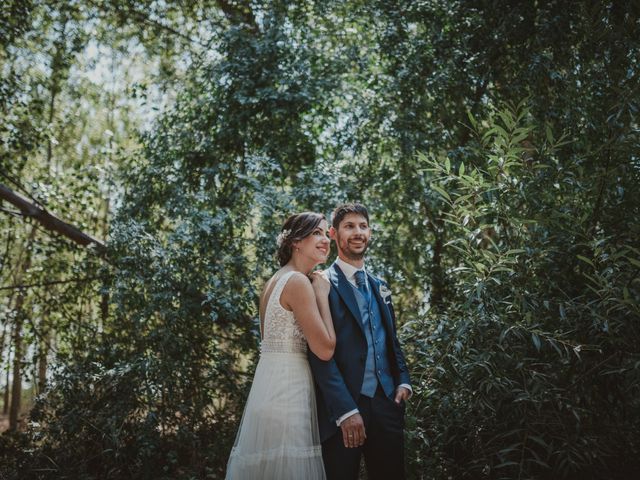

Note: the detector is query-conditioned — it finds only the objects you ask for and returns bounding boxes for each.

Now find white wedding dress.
[225,271,326,479]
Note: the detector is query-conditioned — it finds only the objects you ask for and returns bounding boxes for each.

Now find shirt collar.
[336,257,366,281]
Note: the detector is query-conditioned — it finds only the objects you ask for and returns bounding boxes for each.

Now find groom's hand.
[394,386,411,405]
[341,413,366,448]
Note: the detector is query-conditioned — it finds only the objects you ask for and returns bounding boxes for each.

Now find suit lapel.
[330,263,365,335]
[368,273,394,332]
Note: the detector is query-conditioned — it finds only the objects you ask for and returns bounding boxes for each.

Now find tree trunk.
[430,228,444,308]
[8,226,36,431]
[37,331,49,395]
[0,322,8,414]
[422,204,446,310]
[3,349,10,415]
[9,317,23,430]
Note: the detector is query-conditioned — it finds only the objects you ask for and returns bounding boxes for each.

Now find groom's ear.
[329,226,337,240]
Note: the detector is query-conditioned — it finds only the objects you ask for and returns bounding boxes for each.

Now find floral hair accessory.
[276,229,291,247]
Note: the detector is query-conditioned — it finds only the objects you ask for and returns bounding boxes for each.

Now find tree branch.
[0,182,106,254]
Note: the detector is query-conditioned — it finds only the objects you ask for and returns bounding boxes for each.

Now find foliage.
[404,103,640,479]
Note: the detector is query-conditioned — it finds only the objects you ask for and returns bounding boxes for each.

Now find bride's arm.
[282,272,336,360]
[309,270,335,349]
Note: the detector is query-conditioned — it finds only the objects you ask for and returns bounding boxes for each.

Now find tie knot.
[354,270,367,288]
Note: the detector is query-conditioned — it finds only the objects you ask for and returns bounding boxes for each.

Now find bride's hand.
[309,270,330,297]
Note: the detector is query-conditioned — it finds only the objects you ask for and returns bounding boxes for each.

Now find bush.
[404,102,640,479]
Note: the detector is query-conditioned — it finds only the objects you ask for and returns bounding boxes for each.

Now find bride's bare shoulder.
[282,271,311,289]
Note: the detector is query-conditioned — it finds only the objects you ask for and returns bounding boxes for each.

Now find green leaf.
[627,256,640,268]
[431,185,451,202]
[576,255,595,268]
[545,123,554,144]
[498,110,515,130]
[532,332,541,351]
[466,109,478,129]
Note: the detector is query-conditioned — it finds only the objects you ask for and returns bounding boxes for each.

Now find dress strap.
[269,270,297,305]
[266,270,298,312]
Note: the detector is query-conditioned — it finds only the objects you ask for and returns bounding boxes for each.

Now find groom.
[309,203,412,480]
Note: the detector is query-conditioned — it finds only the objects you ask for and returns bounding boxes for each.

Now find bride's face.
[294,220,330,265]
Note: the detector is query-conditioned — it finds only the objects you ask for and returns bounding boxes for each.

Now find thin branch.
[569,351,619,389]
[24,314,58,355]
[0,207,23,216]
[86,0,211,48]
[0,276,104,291]
[28,286,101,338]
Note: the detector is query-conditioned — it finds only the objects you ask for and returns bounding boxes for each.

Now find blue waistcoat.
[351,280,395,398]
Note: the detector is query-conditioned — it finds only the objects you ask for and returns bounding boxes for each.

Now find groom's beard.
[336,234,369,261]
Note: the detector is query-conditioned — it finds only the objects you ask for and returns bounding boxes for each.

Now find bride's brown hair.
[277,212,326,266]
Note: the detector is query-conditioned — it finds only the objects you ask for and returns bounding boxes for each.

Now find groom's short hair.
[332,203,369,229]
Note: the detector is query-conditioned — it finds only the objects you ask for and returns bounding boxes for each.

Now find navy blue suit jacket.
[308,262,411,442]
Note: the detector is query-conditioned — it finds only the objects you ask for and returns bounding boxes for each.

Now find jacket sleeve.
[308,351,358,424]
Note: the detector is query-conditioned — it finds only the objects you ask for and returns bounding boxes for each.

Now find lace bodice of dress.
[261,271,308,354]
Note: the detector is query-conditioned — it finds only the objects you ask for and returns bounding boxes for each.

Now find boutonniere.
[379,284,392,303]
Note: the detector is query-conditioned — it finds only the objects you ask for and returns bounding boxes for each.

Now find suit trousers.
[321,385,405,480]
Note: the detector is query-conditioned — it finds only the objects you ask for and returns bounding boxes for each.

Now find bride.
[226,212,336,479]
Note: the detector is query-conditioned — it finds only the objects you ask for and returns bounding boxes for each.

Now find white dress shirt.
[334,258,412,426]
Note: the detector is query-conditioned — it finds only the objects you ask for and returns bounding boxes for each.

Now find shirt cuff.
[336,409,359,426]
[398,383,412,398]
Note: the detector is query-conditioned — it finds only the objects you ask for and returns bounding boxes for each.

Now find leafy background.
[1,1,638,479]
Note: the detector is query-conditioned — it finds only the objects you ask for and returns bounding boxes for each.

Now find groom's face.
[330,213,371,261]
